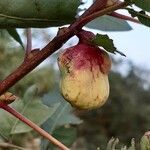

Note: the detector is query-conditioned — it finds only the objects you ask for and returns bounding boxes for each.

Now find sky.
[81,0,150,69]
[97,23,150,69]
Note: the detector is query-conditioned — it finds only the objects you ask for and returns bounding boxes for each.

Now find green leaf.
[52,126,77,147]
[10,100,59,134]
[23,85,38,103]
[140,135,150,150]
[127,8,150,27]
[0,0,80,28]
[133,0,150,12]
[92,34,125,56]
[0,92,59,138]
[86,15,132,31]
[7,28,24,48]
[42,87,82,133]
[41,86,82,150]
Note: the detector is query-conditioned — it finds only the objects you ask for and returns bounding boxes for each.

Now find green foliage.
[133,0,150,12]
[92,34,125,56]
[41,86,82,149]
[0,0,150,149]
[0,86,59,138]
[47,126,77,149]
[7,29,24,49]
[127,8,150,27]
[140,134,150,150]
[0,0,80,28]
[76,61,150,150]
[0,33,82,149]
[86,15,132,31]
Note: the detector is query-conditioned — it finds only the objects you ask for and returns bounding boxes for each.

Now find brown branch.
[110,12,140,24]
[80,0,108,18]
[75,2,128,28]
[0,1,128,95]
[0,103,70,150]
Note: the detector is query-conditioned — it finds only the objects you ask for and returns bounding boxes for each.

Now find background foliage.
[0,30,150,149]
[0,0,150,149]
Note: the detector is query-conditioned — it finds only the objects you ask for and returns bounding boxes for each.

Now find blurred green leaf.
[93,34,125,56]
[23,85,38,103]
[11,100,59,134]
[42,87,82,132]
[41,86,82,149]
[45,126,77,150]
[0,0,80,28]
[86,15,132,31]
[140,134,150,150]
[127,8,150,27]
[7,28,24,48]
[133,0,150,12]
[0,90,59,137]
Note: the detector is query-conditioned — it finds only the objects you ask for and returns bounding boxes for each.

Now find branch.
[75,2,128,28]
[110,12,140,24]
[0,1,129,95]
[25,28,32,59]
[0,102,70,150]
[80,0,108,18]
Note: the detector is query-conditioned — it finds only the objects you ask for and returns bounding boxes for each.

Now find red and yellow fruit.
[58,30,111,109]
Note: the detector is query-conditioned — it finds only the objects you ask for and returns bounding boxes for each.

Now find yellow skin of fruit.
[58,43,111,110]
[60,67,109,109]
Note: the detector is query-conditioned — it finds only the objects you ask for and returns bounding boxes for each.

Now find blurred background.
[0,22,150,150]
[0,0,150,148]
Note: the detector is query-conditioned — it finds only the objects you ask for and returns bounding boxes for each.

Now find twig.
[0,102,70,150]
[80,0,108,18]
[110,12,140,24]
[25,28,32,59]
[75,2,128,28]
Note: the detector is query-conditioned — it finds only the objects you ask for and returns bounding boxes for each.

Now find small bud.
[0,92,17,104]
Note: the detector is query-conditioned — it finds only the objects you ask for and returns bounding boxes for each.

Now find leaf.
[133,0,150,12]
[23,85,38,103]
[7,28,24,48]
[127,8,150,27]
[52,126,77,147]
[41,86,82,150]
[92,34,126,56]
[11,100,59,134]
[140,134,150,150]
[0,0,80,28]
[86,15,132,31]
[42,87,82,133]
[0,91,59,138]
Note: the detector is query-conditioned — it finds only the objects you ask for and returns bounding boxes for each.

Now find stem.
[0,103,70,150]
[80,0,108,18]
[75,2,128,28]
[110,12,140,24]
[25,28,32,58]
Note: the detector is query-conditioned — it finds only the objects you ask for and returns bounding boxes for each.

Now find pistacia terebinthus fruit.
[58,30,111,109]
